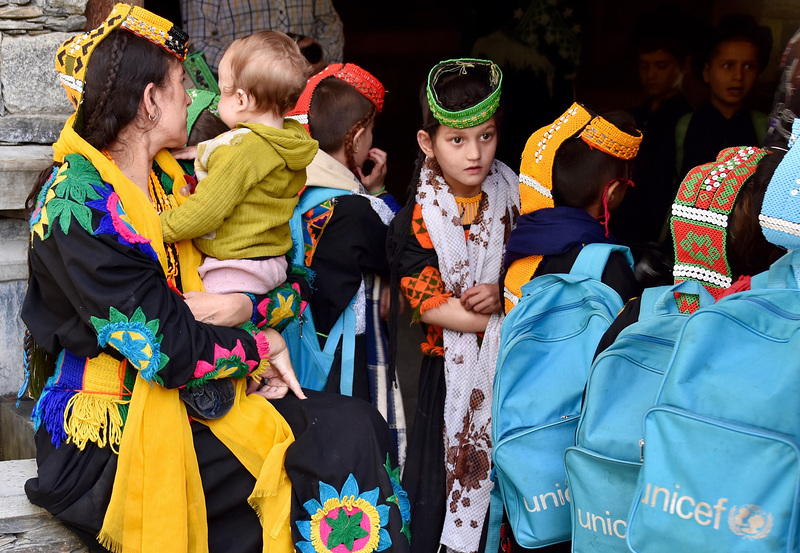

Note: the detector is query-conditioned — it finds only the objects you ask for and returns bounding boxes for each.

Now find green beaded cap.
[426,58,503,129]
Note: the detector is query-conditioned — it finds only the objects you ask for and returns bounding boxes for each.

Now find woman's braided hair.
[81,28,176,151]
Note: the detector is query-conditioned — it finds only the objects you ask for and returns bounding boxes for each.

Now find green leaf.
[325,509,369,550]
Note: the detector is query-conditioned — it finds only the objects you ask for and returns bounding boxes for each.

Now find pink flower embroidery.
[193,340,257,378]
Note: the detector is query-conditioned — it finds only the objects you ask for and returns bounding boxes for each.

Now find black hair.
[694,14,772,77]
[308,77,376,173]
[187,110,230,146]
[633,5,691,62]
[727,148,785,278]
[386,69,501,381]
[551,111,637,210]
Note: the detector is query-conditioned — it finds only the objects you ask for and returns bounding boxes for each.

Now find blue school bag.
[563,281,713,552]
[281,186,357,394]
[627,249,800,553]
[485,243,633,552]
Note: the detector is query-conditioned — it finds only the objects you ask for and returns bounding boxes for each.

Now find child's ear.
[353,126,366,148]
[417,130,434,158]
[702,63,711,84]
[235,88,250,110]
[605,179,628,210]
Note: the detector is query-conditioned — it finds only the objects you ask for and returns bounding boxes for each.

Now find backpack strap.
[569,243,633,281]
[762,249,800,290]
[752,110,768,146]
[289,186,351,265]
[483,473,504,553]
[289,186,358,393]
[639,281,715,320]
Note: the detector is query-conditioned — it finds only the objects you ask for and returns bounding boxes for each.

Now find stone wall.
[0,0,88,145]
[0,0,88,397]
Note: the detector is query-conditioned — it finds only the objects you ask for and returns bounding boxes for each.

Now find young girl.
[388,58,519,553]
[286,63,407,463]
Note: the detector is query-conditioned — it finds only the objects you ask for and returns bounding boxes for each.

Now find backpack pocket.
[493,415,578,548]
[628,406,800,553]
[565,446,640,552]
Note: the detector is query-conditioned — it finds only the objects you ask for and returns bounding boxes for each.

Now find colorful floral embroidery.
[90,306,169,382]
[296,473,392,553]
[37,155,103,239]
[256,281,306,332]
[383,455,411,543]
[190,340,257,385]
[88,183,159,262]
[30,165,61,241]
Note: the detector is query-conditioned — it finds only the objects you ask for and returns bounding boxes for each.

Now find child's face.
[638,49,682,101]
[703,40,760,112]
[216,54,237,129]
[419,117,498,197]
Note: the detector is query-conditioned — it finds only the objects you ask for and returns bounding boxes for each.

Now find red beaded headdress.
[287,63,385,132]
[671,146,768,311]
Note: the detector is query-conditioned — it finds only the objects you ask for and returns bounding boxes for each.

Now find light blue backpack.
[281,187,357,394]
[628,249,800,553]
[564,281,713,552]
[485,243,633,552]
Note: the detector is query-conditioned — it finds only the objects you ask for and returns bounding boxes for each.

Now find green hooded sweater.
[161,119,318,259]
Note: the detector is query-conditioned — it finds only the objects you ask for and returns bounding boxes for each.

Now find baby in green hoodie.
[161,30,318,296]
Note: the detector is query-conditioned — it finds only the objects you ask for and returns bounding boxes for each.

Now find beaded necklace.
[102,150,181,290]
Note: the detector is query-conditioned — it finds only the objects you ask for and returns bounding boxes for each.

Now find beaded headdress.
[55,3,188,116]
[504,102,643,313]
[760,118,800,250]
[287,63,385,132]
[426,58,502,129]
[672,146,768,308]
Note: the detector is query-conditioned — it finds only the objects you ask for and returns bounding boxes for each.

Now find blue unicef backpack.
[485,243,633,552]
[281,187,357,394]
[563,281,713,552]
[627,249,800,553]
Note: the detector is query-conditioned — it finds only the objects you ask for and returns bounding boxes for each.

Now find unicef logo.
[728,505,774,540]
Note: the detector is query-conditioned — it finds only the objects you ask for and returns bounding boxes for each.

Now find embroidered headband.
[426,58,502,129]
[504,103,643,314]
[518,102,592,215]
[186,88,220,137]
[56,3,189,113]
[287,63,385,132]
[580,116,643,160]
[760,118,800,250]
[672,146,768,307]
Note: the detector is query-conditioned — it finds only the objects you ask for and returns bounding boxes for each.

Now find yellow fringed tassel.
[63,392,128,453]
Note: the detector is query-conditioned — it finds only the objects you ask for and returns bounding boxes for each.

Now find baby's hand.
[171,145,198,160]
[356,148,388,193]
[460,283,501,314]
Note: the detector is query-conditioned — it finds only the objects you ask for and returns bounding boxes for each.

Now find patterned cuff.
[243,293,259,325]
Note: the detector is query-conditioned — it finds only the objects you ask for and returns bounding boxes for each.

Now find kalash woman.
[22,5,410,553]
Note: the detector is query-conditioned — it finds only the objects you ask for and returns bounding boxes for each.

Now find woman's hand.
[247,328,307,400]
[184,291,252,327]
[356,148,388,194]
[460,283,501,314]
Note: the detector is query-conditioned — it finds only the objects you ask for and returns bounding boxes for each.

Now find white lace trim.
[673,264,731,288]
[759,214,800,237]
[672,204,729,227]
